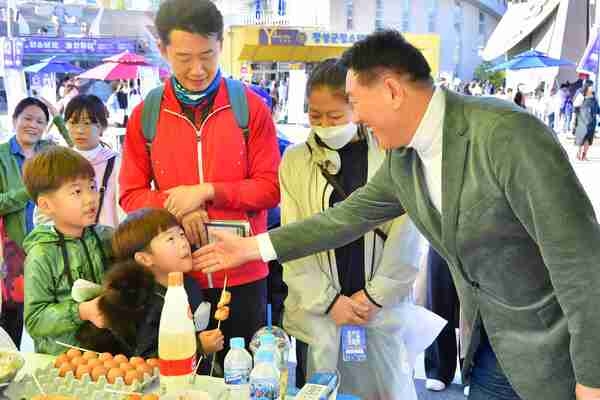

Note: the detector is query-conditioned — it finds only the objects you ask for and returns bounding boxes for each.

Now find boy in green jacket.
[22,147,112,355]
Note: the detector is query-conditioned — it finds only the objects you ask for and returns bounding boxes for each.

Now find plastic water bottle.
[224,337,253,399]
[254,334,277,365]
[250,350,280,400]
[254,333,286,398]
[158,272,197,395]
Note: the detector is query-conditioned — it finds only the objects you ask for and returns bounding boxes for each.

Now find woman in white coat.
[280,59,435,399]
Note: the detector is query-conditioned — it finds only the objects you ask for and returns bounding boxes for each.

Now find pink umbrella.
[159,67,171,79]
[103,50,148,65]
[78,51,150,81]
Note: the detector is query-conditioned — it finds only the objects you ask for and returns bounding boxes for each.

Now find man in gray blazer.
[194,30,600,399]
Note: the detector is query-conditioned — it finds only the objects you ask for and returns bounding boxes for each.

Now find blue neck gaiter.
[172,68,222,107]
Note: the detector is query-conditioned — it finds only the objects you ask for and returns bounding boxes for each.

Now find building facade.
[216,0,506,80]
[327,0,507,80]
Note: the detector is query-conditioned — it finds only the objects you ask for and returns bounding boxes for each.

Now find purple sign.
[578,27,600,75]
[23,36,136,56]
[259,28,307,46]
[3,38,24,69]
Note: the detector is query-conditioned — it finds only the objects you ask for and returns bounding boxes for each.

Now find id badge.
[341,325,367,362]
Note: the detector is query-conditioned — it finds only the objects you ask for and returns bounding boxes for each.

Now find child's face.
[67,110,103,151]
[146,226,193,275]
[39,177,99,236]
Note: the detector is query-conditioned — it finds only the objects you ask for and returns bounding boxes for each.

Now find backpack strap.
[141,85,164,146]
[141,85,164,190]
[225,78,250,143]
[55,230,74,288]
[95,156,117,224]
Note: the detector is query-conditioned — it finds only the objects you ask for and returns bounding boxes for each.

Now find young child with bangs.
[22,147,113,355]
[105,208,224,360]
[64,94,121,227]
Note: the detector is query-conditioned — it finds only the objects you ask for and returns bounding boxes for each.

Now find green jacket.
[0,139,53,247]
[270,89,600,400]
[23,224,113,355]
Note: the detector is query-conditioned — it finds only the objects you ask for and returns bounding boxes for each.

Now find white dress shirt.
[407,87,445,214]
[256,88,447,262]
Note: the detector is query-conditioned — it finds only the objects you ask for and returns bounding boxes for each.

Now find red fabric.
[0,218,26,308]
[119,79,280,288]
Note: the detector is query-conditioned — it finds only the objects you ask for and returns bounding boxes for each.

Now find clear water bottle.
[224,337,253,400]
[250,350,280,400]
[251,328,292,398]
[254,334,276,365]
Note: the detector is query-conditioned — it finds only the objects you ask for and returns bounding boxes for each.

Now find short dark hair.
[306,58,348,99]
[112,208,180,261]
[341,30,432,86]
[65,94,109,128]
[12,97,50,123]
[23,147,95,203]
[155,0,224,44]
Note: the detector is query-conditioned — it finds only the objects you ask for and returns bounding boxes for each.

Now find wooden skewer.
[104,388,144,396]
[54,341,99,354]
[32,372,46,396]
[191,355,204,385]
[216,275,229,331]
[210,275,228,377]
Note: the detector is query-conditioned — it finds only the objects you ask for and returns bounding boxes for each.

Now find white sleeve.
[256,232,278,262]
[574,93,585,108]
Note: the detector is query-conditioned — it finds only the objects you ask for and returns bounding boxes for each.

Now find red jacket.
[119,78,280,288]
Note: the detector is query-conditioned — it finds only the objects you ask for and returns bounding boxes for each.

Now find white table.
[2,353,230,400]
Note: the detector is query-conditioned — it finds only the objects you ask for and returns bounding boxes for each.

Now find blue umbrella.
[488,50,574,72]
[23,56,83,74]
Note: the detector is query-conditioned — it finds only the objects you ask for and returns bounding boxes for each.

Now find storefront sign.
[3,38,24,68]
[259,28,307,46]
[308,31,368,45]
[23,36,136,55]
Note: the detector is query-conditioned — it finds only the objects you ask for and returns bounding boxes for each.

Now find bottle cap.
[230,337,245,349]
[260,333,275,346]
[255,350,274,363]
[167,272,183,287]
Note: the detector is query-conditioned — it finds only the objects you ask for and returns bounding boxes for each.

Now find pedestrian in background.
[574,84,599,161]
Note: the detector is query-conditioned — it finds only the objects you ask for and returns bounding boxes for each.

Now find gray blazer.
[270,89,600,400]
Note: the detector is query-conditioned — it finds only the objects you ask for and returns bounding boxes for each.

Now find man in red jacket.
[119,0,280,365]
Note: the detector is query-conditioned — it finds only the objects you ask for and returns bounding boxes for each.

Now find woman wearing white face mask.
[280,59,432,399]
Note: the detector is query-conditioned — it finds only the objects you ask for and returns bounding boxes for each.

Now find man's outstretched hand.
[576,383,600,399]
[192,230,262,273]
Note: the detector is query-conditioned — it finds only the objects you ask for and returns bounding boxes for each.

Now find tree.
[474,61,505,89]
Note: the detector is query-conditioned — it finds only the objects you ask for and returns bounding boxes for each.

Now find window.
[427,0,438,33]
[454,0,463,24]
[479,11,485,35]
[453,0,462,72]
[375,0,384,31]
[346,0,354,31]
[401,0,410,32]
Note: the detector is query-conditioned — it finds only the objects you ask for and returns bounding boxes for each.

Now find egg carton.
[4,362,158,400]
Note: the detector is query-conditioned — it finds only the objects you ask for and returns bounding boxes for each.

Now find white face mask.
[313,122,357,150]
